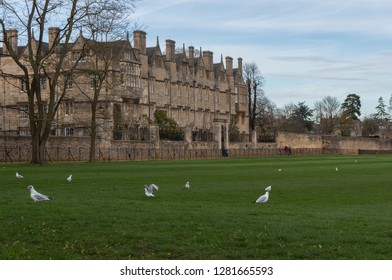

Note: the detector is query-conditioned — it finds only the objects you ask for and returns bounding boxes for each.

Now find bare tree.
[362,117,379,137]
[70,40,116,162]
[255,93,276,135]
[0,0,136,163]
[72,8,138,162]
[313,96,341,135]
[275,103,295,132]
[243,62,264,140]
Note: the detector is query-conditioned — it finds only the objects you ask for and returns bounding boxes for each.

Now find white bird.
[148,183,159,192]
[16,172,24,179]
[185,181,190,189]
[27,185,52,202]
[278,168,282,172]
[67,174,72,183]
[144,184,159,197]
[254,190,270,204]
[335,167,339,171]
[144,186,155,197]
[264,185,272,192]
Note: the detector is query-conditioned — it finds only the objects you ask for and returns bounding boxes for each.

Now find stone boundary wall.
[1,132,392,163]
[276,132,323,149]
[276,132,392,152]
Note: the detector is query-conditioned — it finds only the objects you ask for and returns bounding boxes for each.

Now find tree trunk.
[30,130,48,164]
[89,102,97,162]
[252,82,258,131]
[247,80,252,142]
[89,122,97,162]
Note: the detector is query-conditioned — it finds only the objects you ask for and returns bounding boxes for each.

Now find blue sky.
[133,0,392,117]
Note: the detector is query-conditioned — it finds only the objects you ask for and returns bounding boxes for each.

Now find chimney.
[203,51,213,72]
[133,30,146,54]
[3,29,18,55]
[48,27,60,52]
[181,43,187,62]
[188,46,194,67]
[225,56,233,76]
[237,57,243,76]
[165,39,175,62]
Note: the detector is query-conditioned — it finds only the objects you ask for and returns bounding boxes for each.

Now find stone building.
[0,28,248,150]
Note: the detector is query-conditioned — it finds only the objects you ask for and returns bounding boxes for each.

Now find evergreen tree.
[292,102,314,133]
[341,93,361,120]
[373,97,390,123]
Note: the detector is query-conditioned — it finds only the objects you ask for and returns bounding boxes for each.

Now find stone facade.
[0,28,249,149]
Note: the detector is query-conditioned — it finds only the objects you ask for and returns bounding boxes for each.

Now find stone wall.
[276,132,323,149]
[1,132,392,163]
[276,132,392,152]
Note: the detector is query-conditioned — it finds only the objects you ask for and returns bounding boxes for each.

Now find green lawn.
[1,155,392,260]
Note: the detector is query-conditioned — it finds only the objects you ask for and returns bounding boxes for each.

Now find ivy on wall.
[154,110,184,141]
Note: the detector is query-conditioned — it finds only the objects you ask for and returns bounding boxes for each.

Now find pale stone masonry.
[0,28,248,149]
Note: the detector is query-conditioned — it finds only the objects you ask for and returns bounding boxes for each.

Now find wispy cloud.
[134,0,191,17]
[133,0,392,115]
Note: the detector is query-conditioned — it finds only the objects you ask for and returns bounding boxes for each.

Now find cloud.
[132,0,392,115]
[134,0,191,17]
[270,55,347,64]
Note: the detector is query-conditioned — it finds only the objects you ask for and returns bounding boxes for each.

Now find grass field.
[1,155,392,260]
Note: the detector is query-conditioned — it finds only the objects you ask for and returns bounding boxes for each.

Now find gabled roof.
[66,32,140,63]
[146,37,164,67]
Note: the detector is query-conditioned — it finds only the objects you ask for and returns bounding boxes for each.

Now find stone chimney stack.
[133,30,146,54]
[188,46,194,68]
[165,39,175,62]
[3,29,18,55]
[48,27,60,52]
[225,56,233,76]
[203,50,213,72]
[237,57,243,77]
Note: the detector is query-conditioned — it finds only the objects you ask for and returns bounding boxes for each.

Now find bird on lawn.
[67,174,72,183]
[16,172,24,179]
[185,181,190,189]
[254,186,272,204]
[144,183,159,197]
[27,185,52,202]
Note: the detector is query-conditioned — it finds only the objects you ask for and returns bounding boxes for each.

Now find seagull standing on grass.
[254,185,272,204]
[27,185,52,202]
[16,172,24,179]
[185,181,190,189]
[144,183,159,197]
[67,174,72,183]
